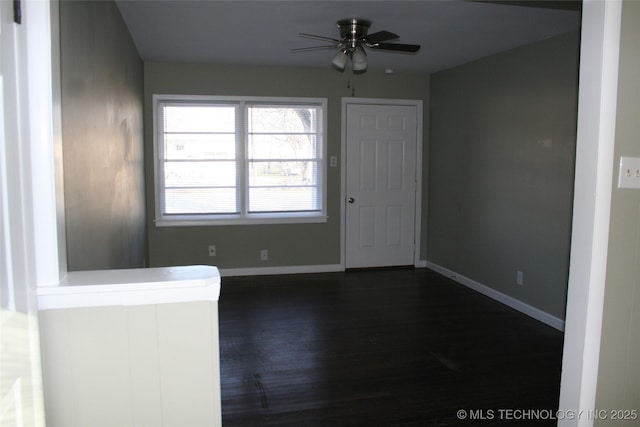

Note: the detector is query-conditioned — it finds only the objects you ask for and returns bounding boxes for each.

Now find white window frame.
[153,95,328,226]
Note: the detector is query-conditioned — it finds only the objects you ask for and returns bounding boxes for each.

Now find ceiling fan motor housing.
[337,19,371,49]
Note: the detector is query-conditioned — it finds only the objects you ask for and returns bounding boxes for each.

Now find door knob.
[348,197,355,204]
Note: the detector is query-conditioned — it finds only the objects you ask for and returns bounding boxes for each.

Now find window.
[154,95,327,226]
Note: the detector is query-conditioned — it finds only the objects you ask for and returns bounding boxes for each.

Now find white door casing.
[1,0,58,425]
[343,100,421,269]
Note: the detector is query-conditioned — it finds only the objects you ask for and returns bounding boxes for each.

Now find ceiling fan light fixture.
[351,47,367,72]
[332,49,348,71]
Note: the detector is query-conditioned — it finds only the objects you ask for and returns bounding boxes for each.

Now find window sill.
[154,213,328,227]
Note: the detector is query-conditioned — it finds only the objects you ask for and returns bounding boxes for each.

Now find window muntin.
[154,96,326,225]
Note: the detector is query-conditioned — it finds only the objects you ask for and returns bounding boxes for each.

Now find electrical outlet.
[516,270,524,286]
[208,245,216,257]
[260,249,268,261]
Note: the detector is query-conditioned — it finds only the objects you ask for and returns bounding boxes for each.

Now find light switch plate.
[618,156,640,189]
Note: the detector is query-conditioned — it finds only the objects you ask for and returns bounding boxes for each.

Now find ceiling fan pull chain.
[350,67,356,96]
[347,66,356,96]
[345,69,355,96]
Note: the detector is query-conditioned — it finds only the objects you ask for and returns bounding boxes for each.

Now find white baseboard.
[219,264,344,277]
[426,262,565,331]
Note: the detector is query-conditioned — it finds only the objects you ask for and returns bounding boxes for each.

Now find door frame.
[340,97,423,269]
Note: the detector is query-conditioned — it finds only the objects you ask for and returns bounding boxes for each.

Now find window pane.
[248,134,318,160]
[164,105,235,133]
[165,134,235,160]
[249,187,320,212]
[164,188,237,214]
[248,106,318,133]
[249,161,318,187]
[165,161,236,187]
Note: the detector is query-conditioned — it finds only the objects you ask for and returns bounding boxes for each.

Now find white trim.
[219,263,343,277]
[26,0,59,287]
[340,97,423,269]
[427,262,565,331]
[413,102,424,267]
[154,213,328,227]
[2,1,56,423]
[49,0,68,279]
[558,1,622,425]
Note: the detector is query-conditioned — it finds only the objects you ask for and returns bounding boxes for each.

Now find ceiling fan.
[291,19,421,73]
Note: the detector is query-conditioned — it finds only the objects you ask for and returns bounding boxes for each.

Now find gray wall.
[144,63,429,269]
[427,32,580,319]
[60,1,146,270]
[595,1,640,418]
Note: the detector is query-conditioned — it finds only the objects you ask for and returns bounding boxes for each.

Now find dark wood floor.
[218,268,564,426]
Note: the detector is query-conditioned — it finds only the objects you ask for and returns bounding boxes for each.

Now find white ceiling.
[115,0,581,74]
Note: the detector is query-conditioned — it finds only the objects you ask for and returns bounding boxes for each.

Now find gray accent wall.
[144,63,429,269]
[427,32,580,319]
[595,1,640,418]
[60,1,146,270]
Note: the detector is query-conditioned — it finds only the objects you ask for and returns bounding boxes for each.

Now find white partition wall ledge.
[37,266,223,427]
[37,265,221,309]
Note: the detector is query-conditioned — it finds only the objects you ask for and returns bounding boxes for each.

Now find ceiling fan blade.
[362,30,399,44]
[299,33,341,43]
[369,42,421,53]
[290,44,340,53]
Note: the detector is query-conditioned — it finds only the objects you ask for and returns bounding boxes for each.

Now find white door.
[345,103,418,268]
